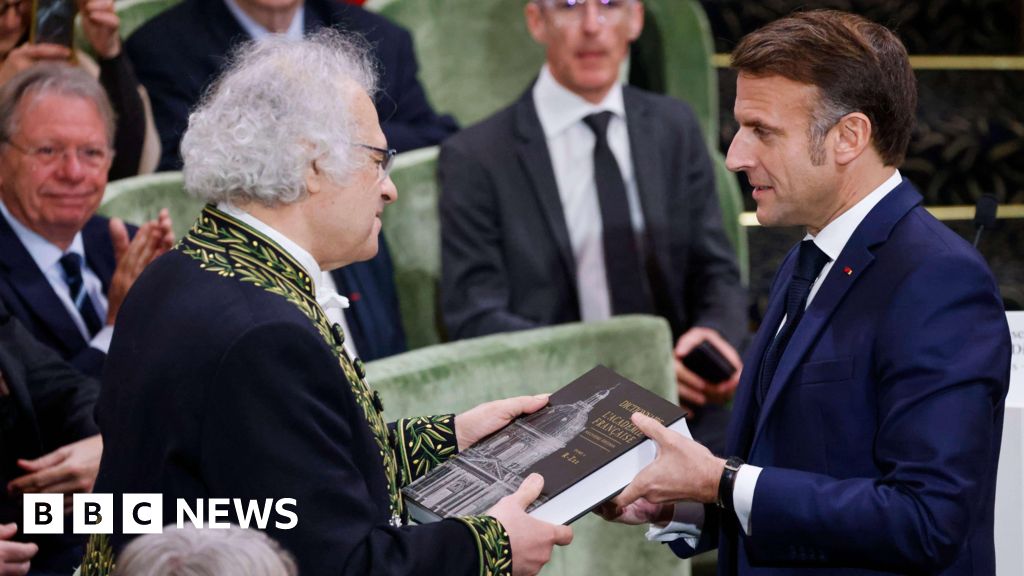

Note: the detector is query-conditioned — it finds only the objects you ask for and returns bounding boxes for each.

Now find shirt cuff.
[645,501,704,547]
[733,464,762,535]
[90,325,114,354]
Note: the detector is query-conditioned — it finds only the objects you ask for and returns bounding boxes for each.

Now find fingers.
[508,473,544,510]
[12,44,72,61]
[631,412,673,444]
[675,360,707,407]
[505,394,550,417]
[14,446,68,474]
[0,524,15,540]
[551,523,573,546]
[156,208,175,250]
[7,465,65,495]
[109,217,130,260]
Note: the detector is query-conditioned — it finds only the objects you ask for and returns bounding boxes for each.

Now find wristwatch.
[716,456,745,511]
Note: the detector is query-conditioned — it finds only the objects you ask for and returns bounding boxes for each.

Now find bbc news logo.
[23,495,298,534]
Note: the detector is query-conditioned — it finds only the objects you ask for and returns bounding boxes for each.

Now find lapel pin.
[843,266,853,276]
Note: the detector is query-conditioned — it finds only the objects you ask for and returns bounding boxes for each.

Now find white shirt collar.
[807,169,903,260]
[533,65,626,139]
[223,0,305,41]
[217,202,348,310]
[0,198,86,272]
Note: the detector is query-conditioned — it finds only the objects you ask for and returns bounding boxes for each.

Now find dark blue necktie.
[583,111,654,315]
[757,240,831,404]
[59,253,103,337]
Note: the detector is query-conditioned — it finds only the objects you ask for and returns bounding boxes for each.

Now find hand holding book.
[486,473,574,576]
[455,394,550,451]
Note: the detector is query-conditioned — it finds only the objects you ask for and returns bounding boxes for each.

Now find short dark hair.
[731,10,916,167]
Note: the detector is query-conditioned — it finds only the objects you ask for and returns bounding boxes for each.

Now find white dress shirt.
[224,0,305,40]
[649,169,903,544]
[532,65,646,322]
[218,202,359,358]
[0,200,113,352]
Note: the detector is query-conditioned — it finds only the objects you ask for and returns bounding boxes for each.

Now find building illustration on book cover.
[404,385,617,518]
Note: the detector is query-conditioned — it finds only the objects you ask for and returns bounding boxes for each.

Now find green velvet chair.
[367,0,544,127]
[99,172,203,240]
[366,314,690,576]
[115,0,182,39]
[380,146,445,349]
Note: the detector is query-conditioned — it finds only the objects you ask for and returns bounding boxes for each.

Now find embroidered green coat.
[86,206,510,576]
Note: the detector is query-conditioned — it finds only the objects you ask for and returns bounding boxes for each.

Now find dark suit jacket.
[0,300,99,572]
[0,215,117,378]
[439,86,746,347]
[94,211,494,576]
[331,235,406,361]
[670,180,1011,575]
[125,0,458,171]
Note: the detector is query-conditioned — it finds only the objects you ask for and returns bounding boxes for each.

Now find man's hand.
[7,435,103,514]
[595,497,674,526]
[79,0,122,59]
[610,413,724,512]
[0,44,72,85]
[0,524,36,576]
[106,209,175,324]
[674,327,742,410]
[454,395,549,451]
[487,474,573,576]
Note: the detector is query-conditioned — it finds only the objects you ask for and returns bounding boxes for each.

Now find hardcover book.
[402,365,689,525]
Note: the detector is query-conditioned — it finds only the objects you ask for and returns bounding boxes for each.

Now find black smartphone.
[30,0,77,50]
[682,340,736,383]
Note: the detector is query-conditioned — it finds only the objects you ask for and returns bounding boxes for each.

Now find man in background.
[439,0,746,452]
[0,65,172,378]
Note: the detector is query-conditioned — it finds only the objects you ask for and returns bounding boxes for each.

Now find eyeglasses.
[536,0,634,27]
[4,140,114,170]
[356,143,396,183]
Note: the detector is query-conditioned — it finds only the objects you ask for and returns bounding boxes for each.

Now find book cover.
[402,365,688,525]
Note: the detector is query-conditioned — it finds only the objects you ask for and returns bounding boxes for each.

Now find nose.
[54,149,87,181]
[380,174,397,205]
[0,5,22,31]
[581,2,602,33]
[725,131,752,174]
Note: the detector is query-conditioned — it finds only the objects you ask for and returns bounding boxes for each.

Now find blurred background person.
[112,525,297,576]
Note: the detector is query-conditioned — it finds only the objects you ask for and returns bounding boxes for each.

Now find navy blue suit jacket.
[670,180,1011,575]
[0,215,117,378]
[330,235,406,361]
[0,299,99,572]
[126,0,458,171]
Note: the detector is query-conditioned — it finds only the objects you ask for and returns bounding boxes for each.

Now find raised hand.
[486,474,573,576]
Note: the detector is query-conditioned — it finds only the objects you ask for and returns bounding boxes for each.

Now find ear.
[832,112,872,166]
[627,1,645,41]
[525,2,549,45]
[305,159,323,196]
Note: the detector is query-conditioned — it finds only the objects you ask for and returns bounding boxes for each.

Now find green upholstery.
[368,0,544,127]
[380,146,444,349]
[712,150,749,286]
[115,0,182,39]
[99,172,203,240]
[366,314,689,576]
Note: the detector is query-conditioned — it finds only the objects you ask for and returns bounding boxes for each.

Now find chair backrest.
[115,0,182,39]
[99,172,203,240]
[380,146,443,349]
[368,0,544,127]
[365,314,689,576]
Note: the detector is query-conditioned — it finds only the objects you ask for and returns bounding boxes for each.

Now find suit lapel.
[513,90,576,278]
[749,180,924,451]
[0,215,86,354]
[623,87,671,277]
[81,217,115,294]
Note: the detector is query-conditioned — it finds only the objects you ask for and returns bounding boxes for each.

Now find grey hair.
[808,93,851,166]
[181,29,379,206]
[0,64,116,146]
[112,525,298,576]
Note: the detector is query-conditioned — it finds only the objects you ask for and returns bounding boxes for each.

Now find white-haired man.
[92,32,572,576]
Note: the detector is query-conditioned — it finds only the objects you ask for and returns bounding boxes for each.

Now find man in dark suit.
[439,0,746,452]
[603,11,1011,575]
[0,65,173,378]
[0,299,102,575]
[125,0,458,171]
[91,32,572,576]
